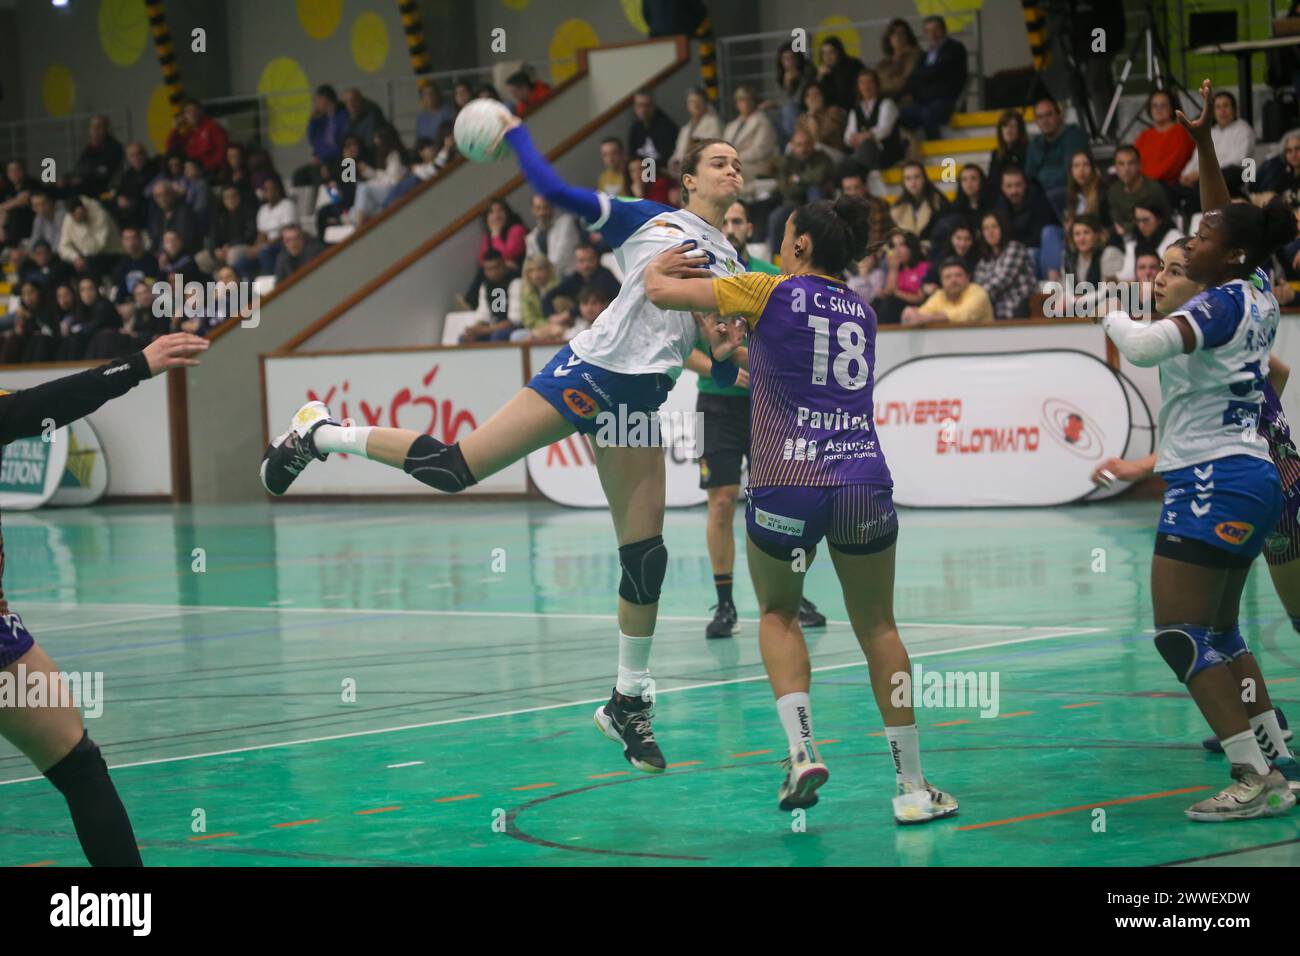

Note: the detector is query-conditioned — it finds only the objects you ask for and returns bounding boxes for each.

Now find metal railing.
[716,14,984,123]
[0,108,135,181]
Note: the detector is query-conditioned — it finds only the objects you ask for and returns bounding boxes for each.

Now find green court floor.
[1,500,1298,866]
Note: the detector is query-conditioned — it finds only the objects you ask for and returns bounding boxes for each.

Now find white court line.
[17,600,1060,632]
[24,609,211,635]
[0,623,1108,786]
[387,761,424,769]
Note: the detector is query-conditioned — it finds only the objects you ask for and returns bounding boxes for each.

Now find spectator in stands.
[71,114,124,198]
[986,110,1028,206]
[724,84,779,181]
[349,126,409,226]
[890,160,950,242]
[973,209,1035,319]
[815,36,866,111]
[3,280,59,363]
[315,134,363,237]
[720,199,776,272]
[1179,90,1254,196]
[109,141,160,231]
[1134,89,1195,206]
[207,265,244,328]
[1132,202,1183,259]
[110,228,155,303]
[764,42,816,140]
[1133,250,1160,285]
[837,165,891,250]
[872,230,928,325]
[461,249,522,343]
[670,87,723,175]
[1106,144,1168,242]
[0,160,39,247]
[237,176,296,279]
[511,254,560,342]
[380,137,440,211]
[903,258,993,325]
[57,196,122,279]
[273,224,324,283]
[597,138,630,197]
[167,100,228,174]
[900,15,968,141]
[246,147,279,199]
[452,81,473,111]
[526,193,579,277]
[1254,129,1300,209]
[59,275,118,361]
[416,82,455,143]
[157,229,201,283]
[921,222,978,296]
[628,89,678,173]
[464,198,528,305]
[996,166,1061,278]
[542,242,619,321]
[766,128,834,254]
[182,158,212,228]
[151,152,188,200]
[431,122,457,173]
[342,88,389,164]
[876,18,922,101]
[1025,97,1089,213]
[951,163,989,232]
[796,83,847,161]
[849,244,889,304]
[844,68,902,172]
[52,281,76,341]
[1061,214,1124,316]
[148,179,198,255]
[93,280,165,358]
[199,184,257,276]
[27,191,67,252]
[295,85,350,188]
[18,240,73,290]
[475,84,504,102]
[1062,151,1110,240]
[505,69,553,117]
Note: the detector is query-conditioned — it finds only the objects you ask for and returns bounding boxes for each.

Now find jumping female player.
[1092,238,1294,764]
[1,332,209,864]
[1096,80,1297,819]
[262,114,745,774]
[641,202,957,823]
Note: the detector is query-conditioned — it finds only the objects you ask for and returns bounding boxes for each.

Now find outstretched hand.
[143,333,209,376]
[1175,78,1214,145]
[695,311,745,362]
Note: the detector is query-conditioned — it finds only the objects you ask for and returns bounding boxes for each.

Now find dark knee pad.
[44,731,142,867]
[618,535,667,605]
[1210,625,1250,661]
[403,435,478,492]
[1154,624,1224,683]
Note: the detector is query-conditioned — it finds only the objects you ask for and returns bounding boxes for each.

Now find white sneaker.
[778,743,829,811]
[260,401,337,495]
[893,779,959,825]
[1184,764,1296,822]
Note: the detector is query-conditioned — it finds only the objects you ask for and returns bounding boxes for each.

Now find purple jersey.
[712,271,891,487]
[1261,380,1300,492]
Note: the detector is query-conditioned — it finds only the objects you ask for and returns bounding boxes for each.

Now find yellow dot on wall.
[98,0,148,68]
[146,84,175,153]
[42,64,76,118]
[813,16,862,60]
[297,0,343,41]
[549,18,599,85]
[351,12,390,74]
[620,0,649,35]
[914,0,983,34]
[258,57,312,147]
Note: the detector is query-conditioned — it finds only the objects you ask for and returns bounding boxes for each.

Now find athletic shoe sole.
[778,765,829,811]
[1184,789,1295,822]
[592,704,664,774]
[893,792,960,825]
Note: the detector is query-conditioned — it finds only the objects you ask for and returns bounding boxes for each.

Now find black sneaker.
[260,401,336,495]
[593,686,666,773]
[799,598,827,628]
[1203,707,1291,753]
[705,601,739,639]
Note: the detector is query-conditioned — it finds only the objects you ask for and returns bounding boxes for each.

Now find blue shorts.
[527,345,674,437]
[1156,455,1282,569]
[0,610,35,668]
[746,484,898,561]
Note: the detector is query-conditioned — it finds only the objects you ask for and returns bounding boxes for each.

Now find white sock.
[1250,710,1292,761]
[885,724,924,787]
[312,423,373,456]
[616,632,653,696]
[776,692,814,756]
[1221,728,1270,775]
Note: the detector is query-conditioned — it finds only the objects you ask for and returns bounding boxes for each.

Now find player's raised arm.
[501,116,603,224]
[1178,78,1229,213]
[0,332,207,444]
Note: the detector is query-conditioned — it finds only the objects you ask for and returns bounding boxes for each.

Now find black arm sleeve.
[0,351,151,445]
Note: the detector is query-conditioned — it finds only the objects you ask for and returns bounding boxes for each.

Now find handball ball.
[455,99,513,163]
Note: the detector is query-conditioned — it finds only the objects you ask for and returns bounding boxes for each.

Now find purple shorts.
[746,484,898,560]
[0,611,35,668]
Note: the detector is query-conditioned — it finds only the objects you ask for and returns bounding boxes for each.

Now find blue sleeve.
[503,125,603,224]
[589,194,677,248]
[1178,285,1244,350]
